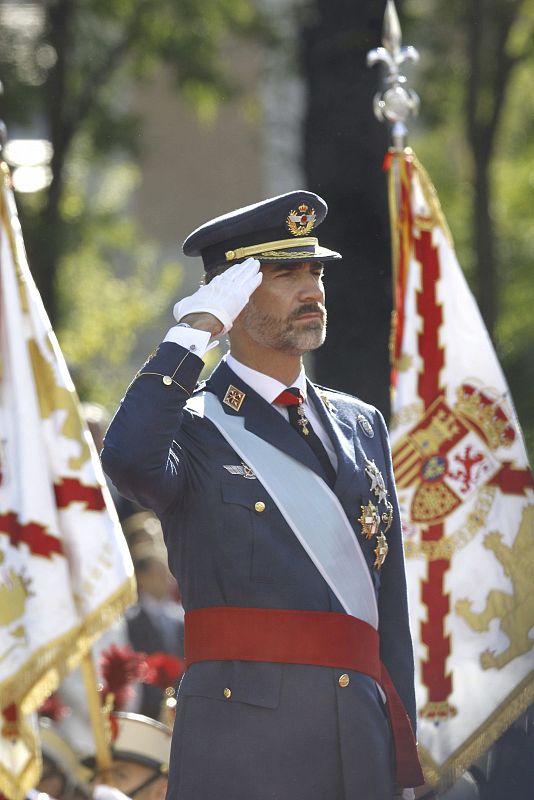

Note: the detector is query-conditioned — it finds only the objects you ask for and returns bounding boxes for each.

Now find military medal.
[381,501,394,533]
[364,457,388,504]
[296,404,310,436]
[374,533,389,569]
[358,501,380,539]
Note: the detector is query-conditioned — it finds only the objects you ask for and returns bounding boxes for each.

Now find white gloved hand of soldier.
[173,257,262,335]
[93,785,131,800]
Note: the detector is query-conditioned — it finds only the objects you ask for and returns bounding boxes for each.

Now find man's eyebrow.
[263,263,293,274]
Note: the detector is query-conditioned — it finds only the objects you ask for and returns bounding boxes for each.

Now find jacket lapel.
[205,361,326,480]
[306,382,361,502]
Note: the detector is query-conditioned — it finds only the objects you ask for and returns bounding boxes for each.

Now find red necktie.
[274,388,336,486]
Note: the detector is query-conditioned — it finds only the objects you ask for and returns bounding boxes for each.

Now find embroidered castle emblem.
[286,204,316,237]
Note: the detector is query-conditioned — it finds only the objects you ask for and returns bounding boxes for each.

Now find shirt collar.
[225,353,307,404]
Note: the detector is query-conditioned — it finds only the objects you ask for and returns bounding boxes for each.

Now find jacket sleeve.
[374,408,418,736]
[101,341,204,517]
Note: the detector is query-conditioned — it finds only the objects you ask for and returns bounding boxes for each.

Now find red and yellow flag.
[0,163,136,798]
[387,149,534,788]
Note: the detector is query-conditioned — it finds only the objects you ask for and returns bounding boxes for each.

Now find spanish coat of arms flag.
[386,148,534,788]
[0,163,136,798]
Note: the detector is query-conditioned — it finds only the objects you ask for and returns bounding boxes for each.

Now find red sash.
[184,606,424,787]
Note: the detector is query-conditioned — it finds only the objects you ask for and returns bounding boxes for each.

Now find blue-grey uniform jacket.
[102,342,417,800]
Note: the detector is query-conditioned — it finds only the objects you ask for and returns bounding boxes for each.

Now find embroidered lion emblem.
[455,504,534,669]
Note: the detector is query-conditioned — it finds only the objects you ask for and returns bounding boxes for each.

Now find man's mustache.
[289,303,326,321]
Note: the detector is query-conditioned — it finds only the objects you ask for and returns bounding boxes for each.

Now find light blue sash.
[188,392,378,629]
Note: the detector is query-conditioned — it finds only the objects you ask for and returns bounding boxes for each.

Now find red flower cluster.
[100,643,149,710]
[144,652,185,690]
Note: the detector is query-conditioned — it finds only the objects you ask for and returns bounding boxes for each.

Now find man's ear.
[149,777,168,800]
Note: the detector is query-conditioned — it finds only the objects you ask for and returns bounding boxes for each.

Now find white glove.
[93,786,132,800]
[173,258,262,334]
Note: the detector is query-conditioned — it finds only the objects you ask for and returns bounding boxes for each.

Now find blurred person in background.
[124,513,184,719]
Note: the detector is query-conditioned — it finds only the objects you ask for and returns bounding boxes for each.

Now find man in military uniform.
[102,191,423,799]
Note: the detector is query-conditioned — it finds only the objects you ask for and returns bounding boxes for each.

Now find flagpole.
[80,652,113,771]
[367,2,420,388]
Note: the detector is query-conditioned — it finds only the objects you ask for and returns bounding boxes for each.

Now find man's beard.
[240,300,327,355]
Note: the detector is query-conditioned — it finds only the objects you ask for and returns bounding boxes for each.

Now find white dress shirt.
[163,325,337,469]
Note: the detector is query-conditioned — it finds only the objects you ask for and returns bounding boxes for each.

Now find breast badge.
[374,533,389,569]
[358,501,380,540]
[364,457,388,504]
[360,457,393,569]
[357,414,374,438]
[223,462,256,479]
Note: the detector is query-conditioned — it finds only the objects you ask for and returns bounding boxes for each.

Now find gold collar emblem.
[223,385,246,412]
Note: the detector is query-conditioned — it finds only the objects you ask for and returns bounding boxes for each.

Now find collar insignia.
[223,385,246,412]
[357,413,374,438]
[320,392,333,411]
[286,204,316,237]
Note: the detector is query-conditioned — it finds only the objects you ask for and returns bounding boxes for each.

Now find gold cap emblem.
[286,205,316,237]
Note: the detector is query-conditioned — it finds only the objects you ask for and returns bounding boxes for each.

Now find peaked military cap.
[182,190,341,273]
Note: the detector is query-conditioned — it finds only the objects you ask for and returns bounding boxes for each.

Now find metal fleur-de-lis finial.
[367,0,420,147]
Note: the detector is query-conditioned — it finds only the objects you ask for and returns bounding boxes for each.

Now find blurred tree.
[0,0,269,403]
[299,0,394,418]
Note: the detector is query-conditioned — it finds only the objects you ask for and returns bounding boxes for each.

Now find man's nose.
[298,274,324,302]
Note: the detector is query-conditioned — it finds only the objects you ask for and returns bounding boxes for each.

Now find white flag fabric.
[387,150,534,788]
[0,163,136,799]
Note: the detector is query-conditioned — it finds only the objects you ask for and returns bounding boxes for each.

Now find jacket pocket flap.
[179,661,282,709]
[221,481,272,511]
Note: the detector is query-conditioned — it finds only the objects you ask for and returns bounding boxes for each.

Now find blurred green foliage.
[0,0,271,408]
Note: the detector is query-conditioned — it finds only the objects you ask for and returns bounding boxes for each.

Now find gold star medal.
[358,501,380,540]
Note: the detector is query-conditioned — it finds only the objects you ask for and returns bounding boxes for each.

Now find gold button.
[223,687,232,699]
[162,375,173,386]
[338,674,350,688]
[254,501,266,513]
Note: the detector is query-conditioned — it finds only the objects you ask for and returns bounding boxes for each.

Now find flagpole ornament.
[366,0,420,148]
[0,80,6,154]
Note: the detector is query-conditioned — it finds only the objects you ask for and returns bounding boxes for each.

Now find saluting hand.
[173,258,262,336]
